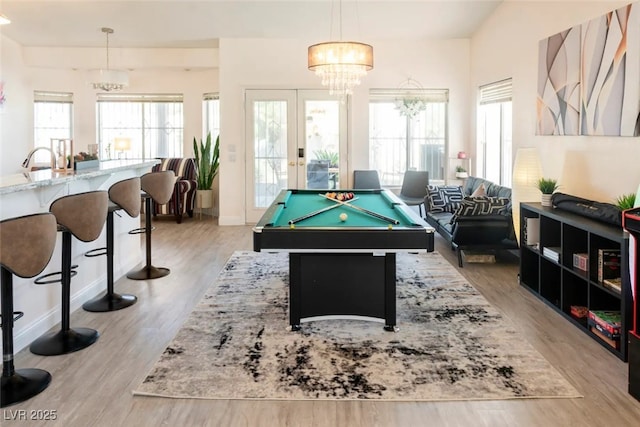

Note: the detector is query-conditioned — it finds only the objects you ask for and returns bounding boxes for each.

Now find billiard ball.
[339,213,348,222]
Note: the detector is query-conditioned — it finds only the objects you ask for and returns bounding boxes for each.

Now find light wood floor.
[5,216,640,426]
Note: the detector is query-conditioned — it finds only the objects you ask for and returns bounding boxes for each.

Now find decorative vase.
[541,193,552,207]
[456,172,468,179]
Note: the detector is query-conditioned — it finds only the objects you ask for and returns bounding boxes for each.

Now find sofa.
[423,176,518,267]
[151,158,197,223]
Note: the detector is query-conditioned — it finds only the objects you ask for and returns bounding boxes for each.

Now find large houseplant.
[193,132,220,210]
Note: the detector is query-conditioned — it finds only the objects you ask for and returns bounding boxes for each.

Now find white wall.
[0,33,219,175]
[471,1,640,201]
[218,37,471,225]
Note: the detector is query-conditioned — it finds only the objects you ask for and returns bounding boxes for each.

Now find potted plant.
[455,165,468,179]
[615,193,636,210]
[193,132,220,211]
[537,177,559,207]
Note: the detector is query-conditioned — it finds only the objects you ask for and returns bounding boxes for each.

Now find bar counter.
[0,159,159,353]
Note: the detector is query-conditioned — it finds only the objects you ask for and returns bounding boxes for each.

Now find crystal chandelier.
[91,27,129,92]
[394,78,428,118]
[308,1,373,97]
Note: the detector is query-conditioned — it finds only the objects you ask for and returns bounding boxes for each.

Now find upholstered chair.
[30,191,108,356]
[1,213,57,407]
[83,177,141,312]
[150,158,197,223]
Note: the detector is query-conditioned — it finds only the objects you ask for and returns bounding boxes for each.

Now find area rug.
[133,250,581,401]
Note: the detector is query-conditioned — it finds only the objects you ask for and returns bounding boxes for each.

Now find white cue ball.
[339,213,348,222]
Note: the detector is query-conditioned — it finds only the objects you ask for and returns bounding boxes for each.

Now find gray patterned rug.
[134,250,581,401]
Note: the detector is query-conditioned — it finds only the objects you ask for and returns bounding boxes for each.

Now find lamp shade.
[308,41,373,96]
[511,148,543,244]
[114,137,131,152]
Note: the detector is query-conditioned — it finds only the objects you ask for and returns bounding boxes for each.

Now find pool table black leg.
[290,324,301,332]
[384,254,397,332]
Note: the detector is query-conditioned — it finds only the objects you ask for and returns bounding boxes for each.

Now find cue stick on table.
[319,194,400,224]
[288,197,359,224]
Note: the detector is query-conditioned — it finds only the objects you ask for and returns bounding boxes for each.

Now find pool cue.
[288,197,359,225]
[319,194,400,224]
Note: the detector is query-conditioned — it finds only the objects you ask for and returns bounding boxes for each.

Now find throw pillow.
[450,196,509,223]
[471,184,486,197]
[426,185,463,213]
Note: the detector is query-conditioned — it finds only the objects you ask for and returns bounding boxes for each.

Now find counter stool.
[1,213,57,407]
[30,191,108,356]
[127,171,175,280]
[83,177,141,312]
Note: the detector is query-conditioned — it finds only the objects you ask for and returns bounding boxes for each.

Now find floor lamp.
[511,148,542,244]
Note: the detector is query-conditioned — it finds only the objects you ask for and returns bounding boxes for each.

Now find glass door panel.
[246,90,347,223]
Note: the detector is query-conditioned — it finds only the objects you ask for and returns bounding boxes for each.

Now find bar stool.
[1,213,57,407]
[127,171,175,280]
[83,177,141,312]
[30,191,108,356]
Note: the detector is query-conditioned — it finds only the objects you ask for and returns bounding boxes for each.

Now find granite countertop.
[0,159,160,195]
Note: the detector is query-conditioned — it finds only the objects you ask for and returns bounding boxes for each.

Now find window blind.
[369,88,449,103]
[203,92,219,101]
[479,79,512,105]
[96,93,183,103]
[34,91,73,103]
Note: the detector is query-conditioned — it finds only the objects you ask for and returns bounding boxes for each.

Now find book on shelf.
[597,248,621,282]
[587,318,621,339]
[602,277,622,294]
[542,246,561,263]
[590,326,621,350]
[572,253,588,271]
[588,310,621,335]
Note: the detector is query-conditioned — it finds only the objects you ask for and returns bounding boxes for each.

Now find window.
[477,79,512,187]
[33,91,73,163]
[97,93,183,160]
[203,92,220,140]
[369,89,448,186]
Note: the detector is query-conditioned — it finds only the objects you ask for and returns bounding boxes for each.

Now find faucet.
[22,146,57,172]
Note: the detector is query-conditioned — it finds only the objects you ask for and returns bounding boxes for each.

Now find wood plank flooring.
[4,216,640,426]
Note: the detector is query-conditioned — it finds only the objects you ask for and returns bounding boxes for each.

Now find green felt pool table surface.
[266,189,420,228]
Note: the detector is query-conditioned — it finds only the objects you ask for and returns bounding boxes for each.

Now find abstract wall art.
[537,27,581,135]
[537,2,640,137]
[581,3,639,136]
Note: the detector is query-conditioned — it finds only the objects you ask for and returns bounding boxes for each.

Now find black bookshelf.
[520,202,631,361]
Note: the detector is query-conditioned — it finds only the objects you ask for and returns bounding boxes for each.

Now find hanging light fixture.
[308,0,373,98]
[91,27,129,92]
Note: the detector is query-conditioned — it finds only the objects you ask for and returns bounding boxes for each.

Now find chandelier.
[308,1,373,97]
[394,78,428,118]
[91,27,129,92]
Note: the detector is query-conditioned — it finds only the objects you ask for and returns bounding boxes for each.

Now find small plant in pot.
[193,132,220,211]
[455,166,468,179]
[615,193,636,210]
[537,177,558,207]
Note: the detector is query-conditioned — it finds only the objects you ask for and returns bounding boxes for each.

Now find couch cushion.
[426,185,463,213]
[450,196,510,223]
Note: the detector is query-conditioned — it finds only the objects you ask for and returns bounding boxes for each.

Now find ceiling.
[0,1,503,48]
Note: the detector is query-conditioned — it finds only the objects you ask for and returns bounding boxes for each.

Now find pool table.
[253,189,435,331]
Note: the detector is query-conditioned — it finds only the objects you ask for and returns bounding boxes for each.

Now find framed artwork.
[537,27,581,135]
[581,3,640,136]
[537,2,640,136]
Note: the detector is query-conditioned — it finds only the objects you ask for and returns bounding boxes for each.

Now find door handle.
[298,161,305,166]
[289,161,295,166]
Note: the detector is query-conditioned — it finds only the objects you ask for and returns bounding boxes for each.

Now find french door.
[245,89,347,223]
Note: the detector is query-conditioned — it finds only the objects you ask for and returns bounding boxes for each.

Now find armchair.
[151,158,197,223]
